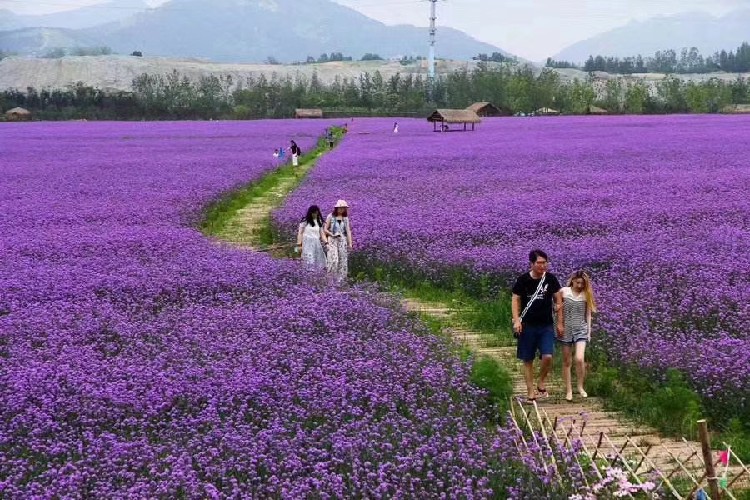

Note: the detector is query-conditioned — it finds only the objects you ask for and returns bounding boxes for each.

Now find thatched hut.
[427,109,481,131]
[586,105,608,115]
[720,104,750,114]
[535,107,560,116]
[294,108,323,119]
[466,101,511,117]
[5,107,32,122]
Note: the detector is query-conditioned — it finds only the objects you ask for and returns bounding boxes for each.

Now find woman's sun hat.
[334,199,349,208]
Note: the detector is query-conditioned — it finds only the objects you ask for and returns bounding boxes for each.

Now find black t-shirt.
[511,272,561,326]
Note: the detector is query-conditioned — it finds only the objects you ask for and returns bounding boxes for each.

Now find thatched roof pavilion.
[721,104,750,114]
[586,105,608,115]
[427,109,481,131]
[5,107,31,121]
[535,107,560,116]
[466,101,511,117]
[294,108,323,119]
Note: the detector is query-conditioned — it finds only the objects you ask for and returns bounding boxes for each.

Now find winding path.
[212,141,748,497]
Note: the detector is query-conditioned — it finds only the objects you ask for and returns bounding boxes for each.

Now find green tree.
[603,79,623,113]
[567,78,595,114]
[657,76,686,113]
[624,81,649,114]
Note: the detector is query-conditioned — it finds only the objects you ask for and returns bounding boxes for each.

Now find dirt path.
[215,157,320,248]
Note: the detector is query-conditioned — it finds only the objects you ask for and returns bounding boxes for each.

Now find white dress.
[325,214,349,280]
[299,221,326,270]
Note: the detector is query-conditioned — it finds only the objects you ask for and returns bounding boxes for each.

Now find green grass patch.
[351,262,515,347]
[586,348,750,462]
[201,130,339,239]
[468,354,514,414]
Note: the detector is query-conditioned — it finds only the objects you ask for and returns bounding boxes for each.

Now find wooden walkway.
[402,299,749,496]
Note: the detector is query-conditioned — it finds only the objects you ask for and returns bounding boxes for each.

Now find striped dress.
[561,287,589,343]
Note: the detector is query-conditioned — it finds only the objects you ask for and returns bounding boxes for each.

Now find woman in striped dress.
[560,270,597,402]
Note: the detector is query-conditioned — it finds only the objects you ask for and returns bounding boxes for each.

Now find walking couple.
[296,200,353,281]
[511,249,597,403]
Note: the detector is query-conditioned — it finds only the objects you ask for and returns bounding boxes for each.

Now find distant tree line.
[42,46,114,59]
[473,52,517,63]
[288,52,387,65]
[546,42,750,74]
[4,65,750,120]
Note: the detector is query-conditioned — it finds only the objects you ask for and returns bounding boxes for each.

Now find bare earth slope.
[2,55,748,99]
[0,55,485,93]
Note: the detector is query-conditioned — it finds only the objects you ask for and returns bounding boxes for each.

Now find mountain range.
[0,0,149,31]
[0,0,504,63]
[553,10,750,63]
[2,1,749,65]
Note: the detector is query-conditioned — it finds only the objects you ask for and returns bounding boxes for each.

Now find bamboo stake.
[541,408,591,487]
[698,420,721,500]
[622,438,682,499]
[513,399,549,474]
[601,433,644,486]
[533,402,561,475]
[576,428,605,480]
[591,431,605,462]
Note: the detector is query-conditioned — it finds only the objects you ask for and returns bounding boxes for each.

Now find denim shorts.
[516,324,555,362]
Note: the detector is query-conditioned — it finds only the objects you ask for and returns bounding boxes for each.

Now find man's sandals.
[520,387,549,405]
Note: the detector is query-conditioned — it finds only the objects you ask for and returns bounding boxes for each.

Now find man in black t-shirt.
[511,249,564,402]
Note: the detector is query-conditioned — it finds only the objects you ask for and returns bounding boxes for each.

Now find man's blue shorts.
[516,324,555,362]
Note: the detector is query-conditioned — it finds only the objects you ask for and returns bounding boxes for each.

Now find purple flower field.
[277,115,750,421]
[0,121,535,497]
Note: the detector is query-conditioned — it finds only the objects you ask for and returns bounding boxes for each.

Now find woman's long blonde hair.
[568,270,597,314]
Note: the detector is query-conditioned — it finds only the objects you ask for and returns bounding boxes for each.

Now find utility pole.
[427,0,442,101]
[428,0,438,83]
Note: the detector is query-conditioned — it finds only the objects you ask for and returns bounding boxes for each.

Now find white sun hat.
[334,199,349,208]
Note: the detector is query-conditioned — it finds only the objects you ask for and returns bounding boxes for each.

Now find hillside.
[0,28,102,55]
[554,9,750,63]
[2,55,747,99]
[0,0,506,63]
[0,55,494,93]
[0,1,149,31]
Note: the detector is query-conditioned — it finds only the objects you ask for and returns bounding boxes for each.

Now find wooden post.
[698,419,721,500]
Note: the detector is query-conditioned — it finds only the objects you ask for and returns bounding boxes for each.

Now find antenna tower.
[427,0,439,84]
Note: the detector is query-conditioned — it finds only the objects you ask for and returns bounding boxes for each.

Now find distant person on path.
[324,199,353,281]
[393,121,399,133]
[559,270,597,401]
[289,140,301,166]
[278,146,286,160]
[326,129,334,148]
[511,249,564,403]
[296,205,327,270]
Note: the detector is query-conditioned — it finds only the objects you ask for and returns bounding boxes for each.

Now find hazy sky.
[1,0,747,59]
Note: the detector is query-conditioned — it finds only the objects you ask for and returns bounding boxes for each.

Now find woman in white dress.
[559,270,597,402]
[296,205,327,270]
[324,199,353,281]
